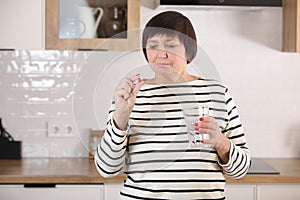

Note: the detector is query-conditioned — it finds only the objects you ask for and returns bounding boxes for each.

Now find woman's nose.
[157,48,168,58]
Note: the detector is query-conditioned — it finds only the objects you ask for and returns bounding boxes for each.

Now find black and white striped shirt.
[95,79,251,199]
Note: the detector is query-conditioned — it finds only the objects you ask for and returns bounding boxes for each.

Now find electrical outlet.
[47,120,75,137]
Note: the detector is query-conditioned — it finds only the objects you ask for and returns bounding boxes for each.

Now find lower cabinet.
[104,183,123,200]
[1,183,299,200]
[226,184,300,200]
[225,184,256,200]
[257,184,300,200]
[0,184,104,200]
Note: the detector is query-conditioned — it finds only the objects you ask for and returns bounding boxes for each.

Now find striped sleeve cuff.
[107,117,129,142]
[219,141,251,179]
[218,140,234,169]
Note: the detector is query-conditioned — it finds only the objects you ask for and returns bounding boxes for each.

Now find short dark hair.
[142,11,197,64]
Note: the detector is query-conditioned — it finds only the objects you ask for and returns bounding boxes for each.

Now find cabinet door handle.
[78,48,107,51]
[0,49,14,51]
[24,184,56,188]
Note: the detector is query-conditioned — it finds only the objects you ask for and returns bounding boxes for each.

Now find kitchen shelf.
[45,0,140,51]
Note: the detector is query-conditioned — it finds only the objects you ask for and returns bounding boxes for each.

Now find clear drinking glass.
[183,105,210,148]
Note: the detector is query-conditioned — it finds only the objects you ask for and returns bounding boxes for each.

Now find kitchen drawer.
[225,184,256,200]
[257,184,300,200]
[0,184,103,200]
[104,183,123,200]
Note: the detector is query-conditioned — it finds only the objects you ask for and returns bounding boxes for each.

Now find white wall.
[0,2,299,158]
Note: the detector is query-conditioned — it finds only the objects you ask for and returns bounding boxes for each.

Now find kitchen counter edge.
[0,158,299,184]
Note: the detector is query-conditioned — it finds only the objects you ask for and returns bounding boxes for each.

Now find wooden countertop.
[226,158,300,183]
[0,158,299,184]
[0,158,125,184]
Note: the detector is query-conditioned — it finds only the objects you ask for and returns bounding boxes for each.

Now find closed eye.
[166,44,177,48]
[147,44,159,49]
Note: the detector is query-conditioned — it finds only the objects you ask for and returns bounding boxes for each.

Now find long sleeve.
[219,88,251,179]
[94,102,129,178]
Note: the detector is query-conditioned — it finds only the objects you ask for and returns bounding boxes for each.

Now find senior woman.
[95,11,251,199]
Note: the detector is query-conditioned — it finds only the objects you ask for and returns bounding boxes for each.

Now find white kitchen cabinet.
[257,184,300,200]
[225,184,256,200]
[0,184,104,200]
[0,0,44,49]
[104,183,123,200]
[45,0,140,50]
[225,183,300,200]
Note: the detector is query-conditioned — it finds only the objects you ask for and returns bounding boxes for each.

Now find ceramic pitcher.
[77,6,104,38]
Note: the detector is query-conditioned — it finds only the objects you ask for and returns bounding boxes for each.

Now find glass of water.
[183,105,210,148]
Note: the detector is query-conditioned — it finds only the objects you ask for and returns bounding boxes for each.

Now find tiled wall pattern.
[0,50,89,157]
[0,7,300,158]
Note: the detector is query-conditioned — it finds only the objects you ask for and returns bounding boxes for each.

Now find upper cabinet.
[45,0,140,51]
[0,0,44,50]
[282,0,300,52]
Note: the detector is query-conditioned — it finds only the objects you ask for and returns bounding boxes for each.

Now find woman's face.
[146,34,187,77]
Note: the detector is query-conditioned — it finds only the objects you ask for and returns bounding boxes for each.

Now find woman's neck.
[148,73,199,85]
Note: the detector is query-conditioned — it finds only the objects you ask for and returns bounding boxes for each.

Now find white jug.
[59,1,103,39]
[77,6,104,38]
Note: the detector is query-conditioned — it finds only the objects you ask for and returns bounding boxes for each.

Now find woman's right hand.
[113,75,144,130]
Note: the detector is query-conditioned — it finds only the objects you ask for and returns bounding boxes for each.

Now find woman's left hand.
[194,116,221,147]
[195,116,231,163]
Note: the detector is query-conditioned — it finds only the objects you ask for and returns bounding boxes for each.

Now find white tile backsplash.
[0,6,299,158]
[0,50,87,157]
[22,143,50,158]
